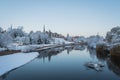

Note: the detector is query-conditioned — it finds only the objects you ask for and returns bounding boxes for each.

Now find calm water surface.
[1,45,120,80]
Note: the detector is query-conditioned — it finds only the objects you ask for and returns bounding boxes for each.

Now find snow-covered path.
[0,52,39,76]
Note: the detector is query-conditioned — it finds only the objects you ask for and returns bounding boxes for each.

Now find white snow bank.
[0,48,7,52]
[0,52,39,76]
[7,44,54,52]
[52,38,73,44]
[6,39,73,52]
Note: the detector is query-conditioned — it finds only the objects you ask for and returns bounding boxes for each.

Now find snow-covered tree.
[14,36,30,45]
[39,32,50,44]
[0,33,13,47]
[29,31,40,44]
[7,27,26,39]
[29,31,50,44]
[73,36,87,43]
[106,26,120,43]
[0,27,4,33]
[87,35,104,48]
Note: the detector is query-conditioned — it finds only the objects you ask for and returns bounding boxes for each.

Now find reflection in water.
[111,56,120,68]
[88,46,120,77]
[38,47,65,62]
[1,45,120,80]
[65,46,74,54]
[37,45,86,62]
[107,56,120,76]
[0,71,10,80]
[96,49,120,77]
[87,48,96,60]
[0,48,65,80]
[73,45,85,51]
[96,50,108,61]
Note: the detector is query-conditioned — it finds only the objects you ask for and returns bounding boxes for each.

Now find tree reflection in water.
[96,49,108,61]
[107,55,120,77]
[65,46,74,54]
[37,45,120,77]
[37,45,86,62]
[37,47,65,62]
[66,45,85,54]
[96,49,120,77]
[1,45,120,80]
[73,45,85,51]
[87,48,97,60]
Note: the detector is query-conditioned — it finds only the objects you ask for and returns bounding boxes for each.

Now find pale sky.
[0,0,120,37]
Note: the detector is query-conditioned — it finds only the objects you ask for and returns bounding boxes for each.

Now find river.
[1,45,120,80]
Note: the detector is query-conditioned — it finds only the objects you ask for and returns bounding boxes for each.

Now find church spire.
[43,25,45,33]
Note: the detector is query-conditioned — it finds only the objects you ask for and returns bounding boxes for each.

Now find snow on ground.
[0,52,39,76]
[0,48,7,52]
[52,38,73,44]
[0,37,74,52]
[6,43,55,52]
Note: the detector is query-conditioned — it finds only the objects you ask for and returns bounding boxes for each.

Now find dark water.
[1,45,120,80]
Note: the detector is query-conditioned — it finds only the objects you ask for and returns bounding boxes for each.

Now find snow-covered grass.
[0,38,73,76]
[6,43,55,52]
[0,37,74,55]
[0,48,7,52]
[0,52,39,76]
[52,38,73,44]
[3,39,73,52]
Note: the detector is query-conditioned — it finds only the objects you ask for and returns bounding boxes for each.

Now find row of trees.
[106,26,120,43]
[0,26,65,48]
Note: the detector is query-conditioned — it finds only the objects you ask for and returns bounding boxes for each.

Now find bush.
[110,43,120,56]
[96,42,110,54]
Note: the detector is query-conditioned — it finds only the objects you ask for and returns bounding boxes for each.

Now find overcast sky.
[0,0,120,37]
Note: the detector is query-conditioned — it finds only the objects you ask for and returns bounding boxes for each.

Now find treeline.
[0,26,65,47]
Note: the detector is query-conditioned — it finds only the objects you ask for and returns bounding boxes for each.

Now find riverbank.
[0,52,39,76]
[0,43,75,56]
[0,43,75,76]
[1,45,119,80]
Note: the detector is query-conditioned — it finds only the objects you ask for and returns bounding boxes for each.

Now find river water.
[1,45,120,80]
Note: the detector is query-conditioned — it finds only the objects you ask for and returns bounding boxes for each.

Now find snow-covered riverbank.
[0,52,39,76]
[0,38,73,76]
[0,37,73,52]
